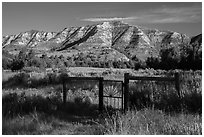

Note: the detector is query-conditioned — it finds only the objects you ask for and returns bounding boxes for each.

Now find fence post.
[99,77,104,112]
[124,73,129,113]
[175,73,180,98]
[62,77,67,105]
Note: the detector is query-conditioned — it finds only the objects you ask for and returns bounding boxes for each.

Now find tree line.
[2,42,201,71]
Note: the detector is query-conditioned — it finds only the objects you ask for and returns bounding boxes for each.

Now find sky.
[2,2,202,36]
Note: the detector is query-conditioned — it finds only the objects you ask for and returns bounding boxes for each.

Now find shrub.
[101,109,202,135]
[2,57,13,69]
[46,73,59,84]
[10,59,24,71]
[82,96,93,107]
[74,97,83,105]
[2,92,59,117]
[182,92,202,114]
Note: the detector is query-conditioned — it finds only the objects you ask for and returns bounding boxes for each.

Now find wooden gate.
[102,80,124,111]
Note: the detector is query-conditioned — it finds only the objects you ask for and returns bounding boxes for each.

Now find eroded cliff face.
[3,30,56,47]
[2,21,197,62]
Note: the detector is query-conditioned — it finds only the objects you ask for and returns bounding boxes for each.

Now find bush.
[146,57,161,69]
[2,92,58,117]
[10,59,24,71]
[182,92,202,114]
[46,73,59,84]
[2,57,13,69]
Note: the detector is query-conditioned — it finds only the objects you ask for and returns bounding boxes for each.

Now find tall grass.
[2,91,101,135]
[128,71,202,113]
[3,107,202,135]
[100,109,202,135]
[2,111,53,135]
[2,69,202,134]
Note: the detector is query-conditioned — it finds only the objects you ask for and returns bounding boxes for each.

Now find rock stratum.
[2,21,201,62]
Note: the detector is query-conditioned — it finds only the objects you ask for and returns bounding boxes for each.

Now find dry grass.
[2,68,202,135]
[2,108,202,135]
[100,109,202,135]
[2,111,102,135]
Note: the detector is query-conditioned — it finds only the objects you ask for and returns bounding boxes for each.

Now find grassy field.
[2,68,202,135]
[2,88,202,135]
[2,107,202,135]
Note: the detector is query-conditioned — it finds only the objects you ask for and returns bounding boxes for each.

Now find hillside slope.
[2,21,201,63]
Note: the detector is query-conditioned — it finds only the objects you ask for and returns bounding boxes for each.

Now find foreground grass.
[2,69,202,135]
[3,108,202,135]
[2,111,102,135]
[2,86,202,135]
[101,109,202,135]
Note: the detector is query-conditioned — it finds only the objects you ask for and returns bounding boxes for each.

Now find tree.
[159,48,180,70]
[27,49,36,60]
[131,55,147,70]
[113,60,119,68]
[18,48,27,61]
[10,59,24,71]
[105,60,113,68]
[146,57,161,69]
[2,57,12,69]
[41,54,52,68]
[180,42,202,70]
[133,60,146,70]
[127,60,135,69]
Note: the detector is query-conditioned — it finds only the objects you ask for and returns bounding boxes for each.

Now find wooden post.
[62,78,67,105]
[175,73,180,98]
[122,82,124,110]
[99,77,104,112]
[124,73,129,113]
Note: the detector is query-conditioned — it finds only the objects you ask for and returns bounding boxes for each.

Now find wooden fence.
[62,76,104,111]
[61,73,180,113]
[123,73,180,112]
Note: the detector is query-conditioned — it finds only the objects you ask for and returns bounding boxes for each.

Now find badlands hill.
[2,21,202,64]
